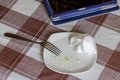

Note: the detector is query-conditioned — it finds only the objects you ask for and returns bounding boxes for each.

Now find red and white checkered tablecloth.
[0,0,120,80]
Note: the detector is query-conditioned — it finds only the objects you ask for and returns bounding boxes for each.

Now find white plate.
[43,32,97,74]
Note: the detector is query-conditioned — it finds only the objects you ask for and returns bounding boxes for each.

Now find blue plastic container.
[44,0,119,25]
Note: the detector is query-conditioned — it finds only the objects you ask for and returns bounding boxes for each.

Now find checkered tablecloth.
[0,0,120,80]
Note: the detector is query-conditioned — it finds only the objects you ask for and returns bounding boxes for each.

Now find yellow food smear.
[60,56,71,65]
[77,59,81,63]
[64,57,71,61]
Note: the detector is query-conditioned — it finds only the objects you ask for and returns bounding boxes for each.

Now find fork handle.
[4,33,41,44]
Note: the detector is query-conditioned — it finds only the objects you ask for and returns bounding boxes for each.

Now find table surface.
[0,0,120,80]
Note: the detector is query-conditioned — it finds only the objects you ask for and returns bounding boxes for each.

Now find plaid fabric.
[0,0,120,80]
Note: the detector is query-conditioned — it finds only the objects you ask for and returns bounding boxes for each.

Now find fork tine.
[47,42,61,53]
[44,44,60,56]
[43,42,61,56]
[40,41,61,56]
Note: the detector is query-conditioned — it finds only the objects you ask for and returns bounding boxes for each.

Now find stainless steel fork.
[4,33,61,56]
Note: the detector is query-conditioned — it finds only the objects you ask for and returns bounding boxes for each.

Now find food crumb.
[60,56,71,66]
[61,56,71,62]
[64,57,70,61]
[77,59,81,63]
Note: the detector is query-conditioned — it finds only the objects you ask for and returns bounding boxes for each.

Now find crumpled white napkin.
[69,34,97,56]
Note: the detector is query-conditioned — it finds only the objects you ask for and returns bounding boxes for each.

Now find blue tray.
[44,0,119,25]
